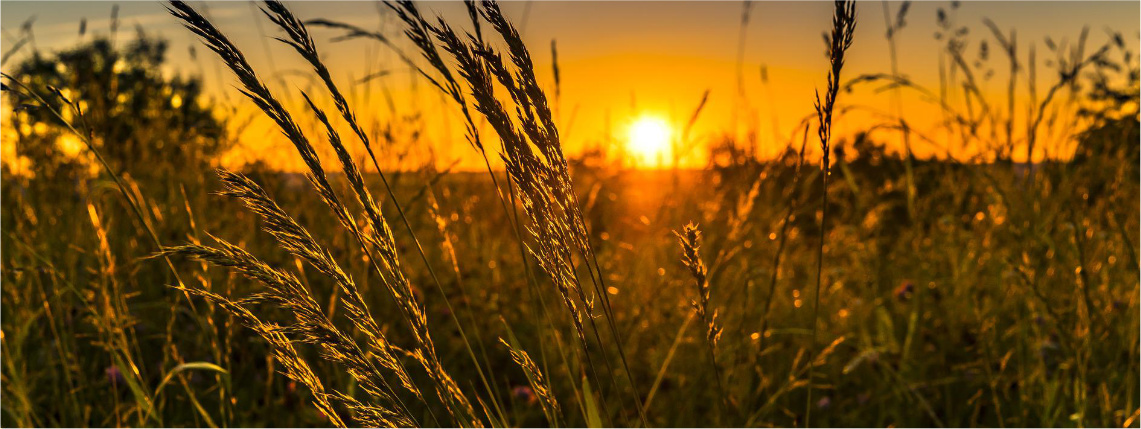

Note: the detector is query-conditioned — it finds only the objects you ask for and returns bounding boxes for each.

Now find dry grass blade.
[161,236,415,426]
[674,223,728,417]
[265,1,485,414]
[384,1,643,422]
[166,285,347,428]
[210,169,420,401]
[675,224,721,349]
[807,1,857,427]
[169,1,479,425]
[388,3,653,423]
[263,2,479,420]
[471,6,651,423]
[500,338,562,427]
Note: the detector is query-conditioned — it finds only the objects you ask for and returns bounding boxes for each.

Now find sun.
[626,115,673,167]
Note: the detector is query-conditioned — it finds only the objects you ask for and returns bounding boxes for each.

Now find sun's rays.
[627,115,673,167]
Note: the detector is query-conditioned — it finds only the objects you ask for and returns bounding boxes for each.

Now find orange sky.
[3,1,1138,170]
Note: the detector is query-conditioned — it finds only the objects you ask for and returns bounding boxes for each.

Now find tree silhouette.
[7,33,230,179]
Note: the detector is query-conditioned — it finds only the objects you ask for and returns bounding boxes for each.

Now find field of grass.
[1,0,1139,427]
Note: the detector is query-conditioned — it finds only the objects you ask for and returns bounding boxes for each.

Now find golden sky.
[3,1,1139,170]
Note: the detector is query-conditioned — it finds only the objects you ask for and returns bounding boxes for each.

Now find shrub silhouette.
[7,34,229,178]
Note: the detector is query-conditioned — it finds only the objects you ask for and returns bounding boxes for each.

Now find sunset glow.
[1,1,1137,170]
[626,115,673,167]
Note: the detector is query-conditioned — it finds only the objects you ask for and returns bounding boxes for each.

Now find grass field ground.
[1,0,1138,427]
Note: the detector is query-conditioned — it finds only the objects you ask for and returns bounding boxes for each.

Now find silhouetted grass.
[1,1,1138,428]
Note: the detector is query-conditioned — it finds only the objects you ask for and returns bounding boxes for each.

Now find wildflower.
[105,365,125,387]
[513,385,535,404]
[816,396,832,410]
[894,280,914,301]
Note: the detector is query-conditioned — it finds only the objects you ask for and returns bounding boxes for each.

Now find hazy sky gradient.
[3,1,1138,169]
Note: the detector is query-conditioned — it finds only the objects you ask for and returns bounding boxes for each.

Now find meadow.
[1,0,1139,427]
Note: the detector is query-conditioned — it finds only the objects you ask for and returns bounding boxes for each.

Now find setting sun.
[627,115,673,167]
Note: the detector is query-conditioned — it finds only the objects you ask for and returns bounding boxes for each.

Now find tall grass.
[170,0,659,425]
[673,223,728,419]
[1,0,1138,427]
[806,1,857,426]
